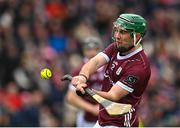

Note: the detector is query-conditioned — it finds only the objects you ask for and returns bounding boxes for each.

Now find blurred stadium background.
[0,0,179,127]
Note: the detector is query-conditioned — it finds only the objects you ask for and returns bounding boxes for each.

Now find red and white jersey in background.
[70,58,105,123]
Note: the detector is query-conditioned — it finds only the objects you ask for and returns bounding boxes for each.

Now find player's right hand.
[71,75,87,94]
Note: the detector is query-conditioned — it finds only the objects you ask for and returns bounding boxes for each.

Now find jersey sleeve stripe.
[115,81,134,93]
[98,52,110,62]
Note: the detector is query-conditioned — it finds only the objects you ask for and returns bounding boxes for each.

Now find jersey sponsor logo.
[124,75,138,85]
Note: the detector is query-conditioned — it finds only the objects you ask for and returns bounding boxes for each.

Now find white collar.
[117,46,143,60]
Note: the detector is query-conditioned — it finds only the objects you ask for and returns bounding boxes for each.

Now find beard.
[114,43,134,55]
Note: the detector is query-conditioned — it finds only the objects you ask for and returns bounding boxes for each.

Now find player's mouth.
[115,41,123,47]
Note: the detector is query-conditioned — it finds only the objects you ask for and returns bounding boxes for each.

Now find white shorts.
[93,121,119,128]
[76,111,96,127]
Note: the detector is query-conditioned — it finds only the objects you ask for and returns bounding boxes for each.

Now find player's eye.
[114,28,128,35]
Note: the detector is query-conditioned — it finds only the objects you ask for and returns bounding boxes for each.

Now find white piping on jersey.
[117,46,143,60]
[124,114,128,127]
[130,114,137,126]
[115,81,134,93]
[104,69,134,93]
[98,52,110,62]
[99,46,143,63]
[139,52,146,66]
[124,112,131,127]
[124,108,136,127]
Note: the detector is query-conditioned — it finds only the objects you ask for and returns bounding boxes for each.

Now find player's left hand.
[71,75,87,94]
[76,83,87,94]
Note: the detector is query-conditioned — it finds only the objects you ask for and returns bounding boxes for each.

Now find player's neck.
[121,44,141,56]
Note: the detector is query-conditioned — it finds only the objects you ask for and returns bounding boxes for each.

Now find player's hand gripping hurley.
[62,74,132,116]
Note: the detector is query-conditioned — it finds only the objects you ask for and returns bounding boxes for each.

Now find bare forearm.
[66,91,96,113]
[93,90,116,102]
[93,85,129,102]
[79,58,101,79]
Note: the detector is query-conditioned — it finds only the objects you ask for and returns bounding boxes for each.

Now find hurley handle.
[61,74,95,96]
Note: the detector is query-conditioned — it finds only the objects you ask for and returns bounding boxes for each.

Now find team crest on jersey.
[124,75,138,85]
[116,66,122,75]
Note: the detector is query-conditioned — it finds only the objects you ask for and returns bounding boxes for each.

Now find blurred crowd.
[0,0,179,127]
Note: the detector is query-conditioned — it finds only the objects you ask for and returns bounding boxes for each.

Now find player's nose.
[114,31,121,40]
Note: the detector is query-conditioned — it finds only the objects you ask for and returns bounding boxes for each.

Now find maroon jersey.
[71,58,105,122]
[98,43,151,127]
